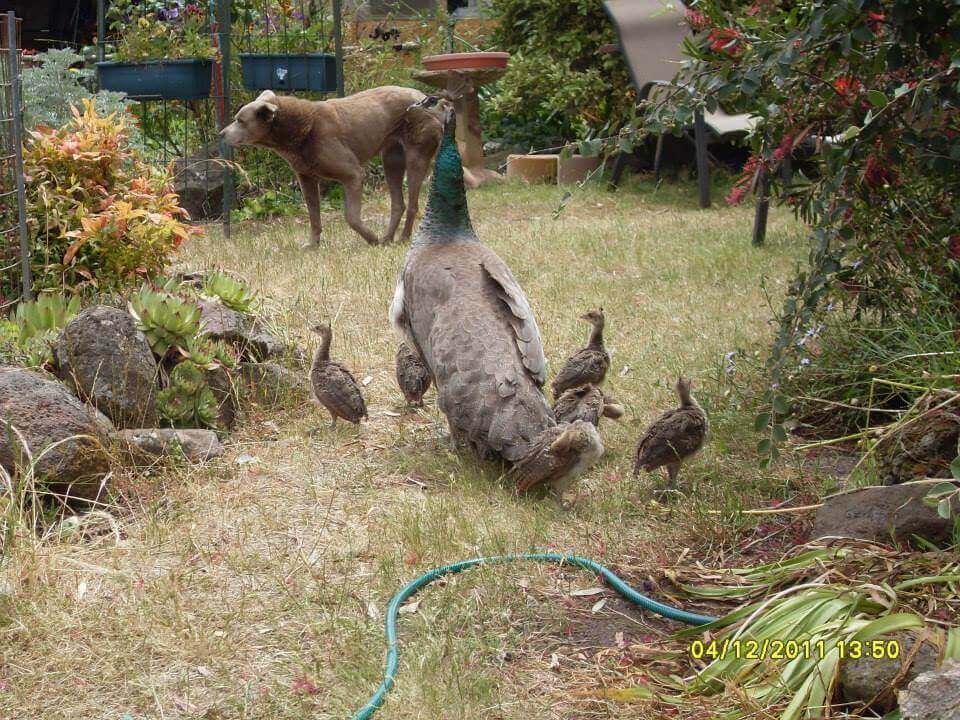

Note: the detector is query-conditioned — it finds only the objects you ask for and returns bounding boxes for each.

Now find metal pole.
[333,0,344,97]
[693,108,710,209]
[217,0,233,238]
[96,0,105,63]
[7,12,32,301]
[752,166,769,247]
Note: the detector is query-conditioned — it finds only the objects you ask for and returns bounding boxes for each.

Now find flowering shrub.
[612,0,960,458]
[107,0,215,61]
[24,100,199,293]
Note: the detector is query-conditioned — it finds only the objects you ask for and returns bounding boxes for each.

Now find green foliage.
[13,293,82,343]
[484,0,632,148]
[157,359,220,429]
[106,0,215,61]
[230,188,302,222]
[128,284,202,357]
[612,0,960,460]
[20,49,128,130]
[23,101,198,294]
[202,271,256,313]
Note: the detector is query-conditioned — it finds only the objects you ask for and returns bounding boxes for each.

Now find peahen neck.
[313,328,331,366]
[414,123,476,245]
[588,321,604,349]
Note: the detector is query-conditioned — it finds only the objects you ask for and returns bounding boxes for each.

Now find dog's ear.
[256,101,279,122]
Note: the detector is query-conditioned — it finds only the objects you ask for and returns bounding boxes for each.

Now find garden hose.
[350,552,718,720]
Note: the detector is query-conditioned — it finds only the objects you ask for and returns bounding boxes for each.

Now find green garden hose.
[350,552,718,720]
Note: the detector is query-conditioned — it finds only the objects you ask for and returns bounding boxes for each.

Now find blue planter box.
[96,59,212,100]
[240,54,337,92]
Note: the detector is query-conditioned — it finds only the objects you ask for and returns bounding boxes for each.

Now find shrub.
[21,49,129,130]
[106,0,216,61]
[484,0,633,148]
[23,100,199,294]
[617,0,960,458]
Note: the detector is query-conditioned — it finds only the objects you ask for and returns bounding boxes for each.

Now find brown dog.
[220,86,442,246]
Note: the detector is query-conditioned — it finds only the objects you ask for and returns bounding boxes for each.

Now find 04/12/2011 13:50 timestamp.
[689,638,901,661]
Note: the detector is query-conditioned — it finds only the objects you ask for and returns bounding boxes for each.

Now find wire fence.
[0,13,30,309]
[91,0,345,236]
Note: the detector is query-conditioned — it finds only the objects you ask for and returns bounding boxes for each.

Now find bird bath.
[413,52,509,188]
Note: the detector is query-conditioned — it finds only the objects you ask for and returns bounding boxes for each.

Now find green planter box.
[240,54,337,93]
[96,59,212,100]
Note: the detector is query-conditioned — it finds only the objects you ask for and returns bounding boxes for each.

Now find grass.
[0,177,814,719]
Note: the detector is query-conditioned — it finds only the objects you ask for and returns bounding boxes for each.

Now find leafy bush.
[157,359,220,429]
[21,49,128,130]
[23,100,199,293]
[620,0,960,459]
[483,0,633,148]
[106,0,216,61]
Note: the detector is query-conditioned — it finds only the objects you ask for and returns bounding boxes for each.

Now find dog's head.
[219,90,279,147]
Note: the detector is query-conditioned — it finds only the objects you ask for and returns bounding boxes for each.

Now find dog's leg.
[381,144,407,244]
[400,153,431,243]
[297,174,323,249]
[343,176,381,246]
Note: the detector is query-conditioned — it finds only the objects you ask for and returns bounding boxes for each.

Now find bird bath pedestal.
[413,52,509,188]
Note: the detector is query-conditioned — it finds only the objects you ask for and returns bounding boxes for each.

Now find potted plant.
[238,1,337,93]
[97,0,215,100]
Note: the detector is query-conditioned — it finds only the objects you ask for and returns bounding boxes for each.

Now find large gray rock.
[55,305,159,428]
[0,366,114,502]
[198,301,284,361]
[204,365,237,430]
[900,660,960,720]
[813,484,958,544]
[116,429,225,463]
[173,150,225,221]
[239,362,309,405]
[839,632,939,713]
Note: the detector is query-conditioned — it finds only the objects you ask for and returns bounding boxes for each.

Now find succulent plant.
[13,292,82,342]
[128,284,202,357]
[183,337,237,370]
[157,360,219,429]
[202,271,256,313]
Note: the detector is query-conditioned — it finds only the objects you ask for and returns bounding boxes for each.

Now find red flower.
[707,28,743,56]
[863,155,897,187]
[726,154,764,205]
[684,7,709,32]
[773,133,794,162]
[833,76,861,97]
[867,11,885,33]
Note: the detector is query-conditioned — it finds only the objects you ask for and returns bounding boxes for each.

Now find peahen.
[309,323,367,429]
[633,377,708,490]
[389,107,602,489]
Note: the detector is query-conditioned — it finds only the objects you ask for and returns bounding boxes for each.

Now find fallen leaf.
[570,587,605,597]
[367,602,381,620]
[619,365,631,377]
[548,653,561,669]
[383,410,401,417]
[235,454,259,466]
[591,598,607,613]
[361,375,373,386]
[76,580,87,601]
[398,599,421,615]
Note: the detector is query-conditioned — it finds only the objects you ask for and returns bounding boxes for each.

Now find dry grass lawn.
[1,177,814,719]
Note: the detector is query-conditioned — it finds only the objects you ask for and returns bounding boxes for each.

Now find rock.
[116,428,225,463]
[54,305,159,428]
[900,659,960,720]
[239,362,309,405]
[839,632,939,713]
[875,403,960,485]
[0,366,114,502]
[204,365,237,430]
[198,300,284,361]
[173,150,225,221]
[813,483,958,544]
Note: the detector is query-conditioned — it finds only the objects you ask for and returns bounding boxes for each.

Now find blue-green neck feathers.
[415,123,476,244]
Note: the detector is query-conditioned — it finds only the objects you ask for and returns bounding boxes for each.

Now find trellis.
[93,0,344,236]
[0,12,31,307]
